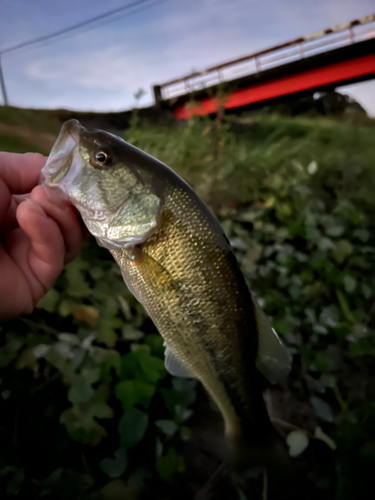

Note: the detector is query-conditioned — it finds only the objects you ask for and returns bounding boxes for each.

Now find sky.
[0,0,374,114]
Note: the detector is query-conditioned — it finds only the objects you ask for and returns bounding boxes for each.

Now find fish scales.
[40,119,291,470]
[111,184,271,444]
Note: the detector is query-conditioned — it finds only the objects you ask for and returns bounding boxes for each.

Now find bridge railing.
[156,14,375,102]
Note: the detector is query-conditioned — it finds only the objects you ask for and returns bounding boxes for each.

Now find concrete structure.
[154,15,375,119]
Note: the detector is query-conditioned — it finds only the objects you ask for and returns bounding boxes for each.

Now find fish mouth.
[41,119,83,188]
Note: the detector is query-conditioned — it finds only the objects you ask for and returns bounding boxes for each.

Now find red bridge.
[153,14,375,119]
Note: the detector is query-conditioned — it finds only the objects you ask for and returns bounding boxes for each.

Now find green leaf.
[60,406,107,446]
[90,267,105,280]
[0,336,24,368]
[348,339,375,358]
[300,271,314,283]
[318,237,335,252]
[68,377,95,404]
[135,350,166,384]
[120,353,139,380]
[361,284,372,299]
[276,275,289,288]
[100,480,137,500]
[65,259,91,298]
[90,401,114,419]
[156,447,185,479]
[122,325,144,341]
[36,288,60,313]
[15,348,37,370]
[332,240,353,263]
[99,447,128,478]
[313,351,338,373]
[311,396,334,422]
[101,350,122,382]
[116,378,156,410]
[118,408,148,449]
[115,380,136,410]
[97,316,120,347]
[353,228,369,243]
[289,285,301,299]
[44,348,75,384]
[81,367,101,384]
[58,299,77,317]
[336,289,357,324]
[144,334,165,357]
[1,466,25,495]
[313,323,328,335]
[273,320,289,337]
[319,305,339,328]
[343,275,357,293]
[326,225,345,238]
[286,430,309,457]
[160,388,182,413]
[155,420,178,436]
[134,380,156,408]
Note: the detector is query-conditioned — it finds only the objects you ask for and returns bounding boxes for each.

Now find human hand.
[0,152,85,321]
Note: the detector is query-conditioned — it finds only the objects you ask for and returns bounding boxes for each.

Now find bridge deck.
[154,15,375,118]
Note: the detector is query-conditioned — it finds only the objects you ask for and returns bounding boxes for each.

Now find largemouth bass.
[41,119,291,471]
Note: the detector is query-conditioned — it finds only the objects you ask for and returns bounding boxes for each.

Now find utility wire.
[0,0,154,56]
[2,0,168,58]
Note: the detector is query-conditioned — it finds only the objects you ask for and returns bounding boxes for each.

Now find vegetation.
[0,108,374,499]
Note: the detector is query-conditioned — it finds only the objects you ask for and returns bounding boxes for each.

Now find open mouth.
[41,119,83,185]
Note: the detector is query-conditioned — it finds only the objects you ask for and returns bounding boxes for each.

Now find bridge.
[153,14,375,119]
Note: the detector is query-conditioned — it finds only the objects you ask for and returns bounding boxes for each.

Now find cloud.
[2,0,375,112]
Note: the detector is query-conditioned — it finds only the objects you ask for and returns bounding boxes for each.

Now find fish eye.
[94,151,112,166]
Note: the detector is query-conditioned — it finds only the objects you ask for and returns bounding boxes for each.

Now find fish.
[41,119,291,474]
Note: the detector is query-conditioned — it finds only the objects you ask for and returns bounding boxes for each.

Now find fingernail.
[25,198,48,219]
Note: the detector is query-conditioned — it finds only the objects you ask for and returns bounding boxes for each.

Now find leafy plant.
[0,111,374,499]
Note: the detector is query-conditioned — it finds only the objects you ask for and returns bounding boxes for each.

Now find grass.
[0,134,48,154]
[0,106,375,499]
[0,105,61,135]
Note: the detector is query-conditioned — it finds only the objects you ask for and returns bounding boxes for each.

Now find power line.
[0,0,168,105]
[0,0,154,56]
[2,0,168,58]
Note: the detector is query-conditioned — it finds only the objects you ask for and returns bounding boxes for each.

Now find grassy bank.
[0,110,374,499]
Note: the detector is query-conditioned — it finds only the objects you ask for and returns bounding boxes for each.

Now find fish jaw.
[41,119,163,251]
[41,119,84,198]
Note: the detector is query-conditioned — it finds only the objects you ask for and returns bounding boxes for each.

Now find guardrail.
[155,14,375,102]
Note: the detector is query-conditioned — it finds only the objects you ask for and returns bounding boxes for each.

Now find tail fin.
[231,426,293,499]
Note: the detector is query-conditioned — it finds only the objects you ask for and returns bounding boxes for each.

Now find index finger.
[0,152,47,194]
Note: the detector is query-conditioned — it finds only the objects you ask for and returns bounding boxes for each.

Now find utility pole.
[0,56,9,106]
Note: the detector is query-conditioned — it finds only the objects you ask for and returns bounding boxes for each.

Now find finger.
[29,186,84,263]
[15,199,65,298]
[0,243,34,319]
[0,152,46,194]
[0,177,12,227]
[0,196,18,235]
[0,194,29,236]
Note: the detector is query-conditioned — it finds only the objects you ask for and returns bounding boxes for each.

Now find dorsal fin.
[252,298,291,384]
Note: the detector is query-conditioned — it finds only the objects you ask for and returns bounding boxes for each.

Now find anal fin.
[252,298,291,384]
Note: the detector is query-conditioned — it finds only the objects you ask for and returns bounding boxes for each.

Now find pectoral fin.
[252,298,291,384]
[114,246,195,379]
[163,342,194,378]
